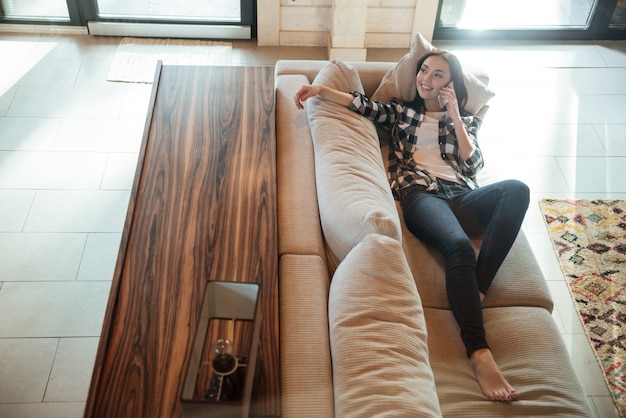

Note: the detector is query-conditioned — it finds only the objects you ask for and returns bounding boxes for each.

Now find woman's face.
[415,55,452,101]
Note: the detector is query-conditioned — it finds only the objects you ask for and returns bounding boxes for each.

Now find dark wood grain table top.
[85,64,278,418]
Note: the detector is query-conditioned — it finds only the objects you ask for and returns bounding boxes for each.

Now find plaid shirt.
[349,92,484,199]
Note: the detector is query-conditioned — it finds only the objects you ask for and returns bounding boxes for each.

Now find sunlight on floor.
[0,39,57,86]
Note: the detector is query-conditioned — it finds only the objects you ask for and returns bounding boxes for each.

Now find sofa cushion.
[399,210,554,311]
[329,234,442,418]
[424,306,593,417]
[279,254,334,418]
[306,60,401,270]
[275,60,395,97]
[372,33,495,116]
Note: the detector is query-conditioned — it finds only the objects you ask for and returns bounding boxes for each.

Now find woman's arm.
[453,120,476,161]
[295,85,399,128]
[452,117,484,177]
[440,83,476,161]
[294,84,354,109]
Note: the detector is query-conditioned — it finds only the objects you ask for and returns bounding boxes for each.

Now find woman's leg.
[470,348,518,401]
[401,184,521,401]
[449,180,528,401]
[401,187,488,356]
[453,180,530,294]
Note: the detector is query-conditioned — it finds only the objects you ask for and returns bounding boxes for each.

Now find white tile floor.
[0,32,624,418]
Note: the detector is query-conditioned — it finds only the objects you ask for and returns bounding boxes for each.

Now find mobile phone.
[438,81,454,109]
[438,94,448,109]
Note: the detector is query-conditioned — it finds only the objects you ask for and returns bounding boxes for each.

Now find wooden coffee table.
[84,64,278,418]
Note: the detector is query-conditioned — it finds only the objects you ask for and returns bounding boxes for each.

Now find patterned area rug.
[539,198,626,417]
[107,37,232,83]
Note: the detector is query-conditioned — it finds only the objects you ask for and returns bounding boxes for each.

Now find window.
[435,0,625,40]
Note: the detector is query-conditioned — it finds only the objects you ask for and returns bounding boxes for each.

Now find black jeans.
[400,179,530,356]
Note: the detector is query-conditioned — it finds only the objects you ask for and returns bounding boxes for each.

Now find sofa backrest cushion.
[275,60,395,97]
[329,234,442,418]
[275,74,328,259]
[306,60,401,271]
[372,33,495,116]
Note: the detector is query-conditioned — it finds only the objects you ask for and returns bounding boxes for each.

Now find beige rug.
[107,37,233,83]
[539,198,626,417]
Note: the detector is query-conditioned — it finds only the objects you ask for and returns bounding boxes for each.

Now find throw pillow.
[329,234,442,418]
[306,60,401,271]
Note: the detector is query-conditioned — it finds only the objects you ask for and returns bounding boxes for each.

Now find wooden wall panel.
[367,7,416,33]
[280,6,331,32]
[257,0,437,48]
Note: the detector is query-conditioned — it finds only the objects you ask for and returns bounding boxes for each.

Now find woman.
[294,50,529,402]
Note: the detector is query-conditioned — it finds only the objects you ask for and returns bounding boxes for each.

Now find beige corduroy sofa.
[274,40,594,418]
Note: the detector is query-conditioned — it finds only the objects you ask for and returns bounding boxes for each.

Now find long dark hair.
[407,50,470,115]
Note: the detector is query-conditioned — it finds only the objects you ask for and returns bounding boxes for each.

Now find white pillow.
[306,60,401,270]
[329,234,442,418]
[372,33,495,115]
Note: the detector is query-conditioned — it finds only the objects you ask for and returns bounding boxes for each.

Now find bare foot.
[470,348,518,401]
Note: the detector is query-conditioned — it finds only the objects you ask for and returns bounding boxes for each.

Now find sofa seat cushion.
[424,306,593,417]
[329,234,442,418]
[306,60,401,271]
[279,254,334,418]
[399,206,554,311]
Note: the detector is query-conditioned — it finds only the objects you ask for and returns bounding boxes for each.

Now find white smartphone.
[438,81,454,109]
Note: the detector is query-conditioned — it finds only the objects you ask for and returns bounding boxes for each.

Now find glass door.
[84,0,254,39]
[611,0,626,24]
[435,0,626,40]
[606,0,626,37]
[1,0,254,39]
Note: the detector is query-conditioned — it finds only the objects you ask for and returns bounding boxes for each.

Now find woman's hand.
[294,85,321,109]
[440,84,462,121]
[294,84,355,109]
